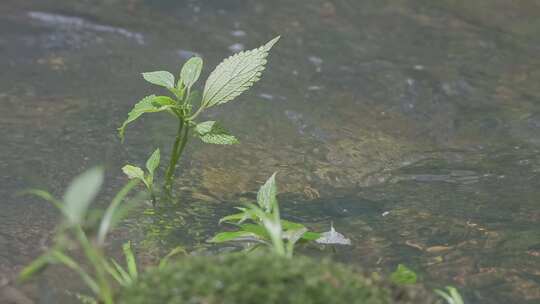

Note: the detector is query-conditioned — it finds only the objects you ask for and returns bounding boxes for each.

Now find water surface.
[1,0,540,303]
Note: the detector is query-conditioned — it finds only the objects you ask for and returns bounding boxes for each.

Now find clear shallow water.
[1,0,540,303]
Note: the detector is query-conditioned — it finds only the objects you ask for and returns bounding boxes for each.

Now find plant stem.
[164,119,184,191]
[164,118,190,193]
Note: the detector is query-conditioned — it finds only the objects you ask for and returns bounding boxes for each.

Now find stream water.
[1,0,540,303]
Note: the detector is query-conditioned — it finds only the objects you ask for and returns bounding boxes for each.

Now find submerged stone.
[119,253,436,304]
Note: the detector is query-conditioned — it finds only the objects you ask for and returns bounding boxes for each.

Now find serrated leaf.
[390,264,417,285]
[257,172,277,212]
[122,165,145,181]
[118,95,177,140]
[180,57,203,89]
[142,71,175,88]
[194,121,238,145]
[202,36,279,108]
[208,231,258,243]
[63,167,104,225]
[145,148,160,176]
[194,121,216,134]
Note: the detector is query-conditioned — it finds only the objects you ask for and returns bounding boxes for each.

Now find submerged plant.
[390,264,418,285]
[119,37,280,195]
[435,286,465,304]
[210,173,323,258]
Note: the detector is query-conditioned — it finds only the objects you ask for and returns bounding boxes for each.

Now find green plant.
[210,173,321,258]
[19,167,144,304]
[435,286,464,304]
[19,167,190,304]
[118,37,280,195]
[122,148,160,205]
[390,264,418,285]
[119,253,437,304]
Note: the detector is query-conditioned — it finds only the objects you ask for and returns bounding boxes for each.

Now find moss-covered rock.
[120,253,436,304]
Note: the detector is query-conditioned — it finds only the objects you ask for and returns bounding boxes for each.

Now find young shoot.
[210,173,321,258]
[122,148,160,205]
[118,37,280,197]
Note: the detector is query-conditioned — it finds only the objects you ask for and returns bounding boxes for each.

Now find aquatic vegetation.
[390,264,418,285]
[435,286,464,304]
[119,252,437,304]
[18,167,187,304]
[19,167,143,304]
[210,173,353,257]
[119,37,280,195]
[122,148,160,205]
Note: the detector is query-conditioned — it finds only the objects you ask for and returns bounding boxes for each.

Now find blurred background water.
[1,0,540,303]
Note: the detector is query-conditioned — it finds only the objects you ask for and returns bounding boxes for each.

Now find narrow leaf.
[51,250,100,295]
[257,172,277,212]
[122,241,138,280]
[158,246,188,270]
[202,36,280,108]
[219,210,251,224]
[18,253,52,282]
[142,71,175,88]
[23,189,65,214]
[97,179,139,245]
[180,57,203,89]
[208,231,258,243]
[103,260,126,286]
[110,259,132,285]
[63,167,104,225]
[145,148,160,176]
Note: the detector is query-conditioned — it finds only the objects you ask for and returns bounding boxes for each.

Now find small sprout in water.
[210,172,321,258]
[122,148,160,204]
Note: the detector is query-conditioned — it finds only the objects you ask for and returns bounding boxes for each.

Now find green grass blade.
[97,179,139,245]
[122,241,138,280]
[50,250,100,295]
[158,246,188,270]
[18,253,53,282]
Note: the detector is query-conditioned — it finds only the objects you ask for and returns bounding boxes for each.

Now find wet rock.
[27,11,145,45]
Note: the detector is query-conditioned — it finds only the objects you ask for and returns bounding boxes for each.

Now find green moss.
[119,253,436,304]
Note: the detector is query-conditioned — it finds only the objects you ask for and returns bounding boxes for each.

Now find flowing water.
[1,0,540,303]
